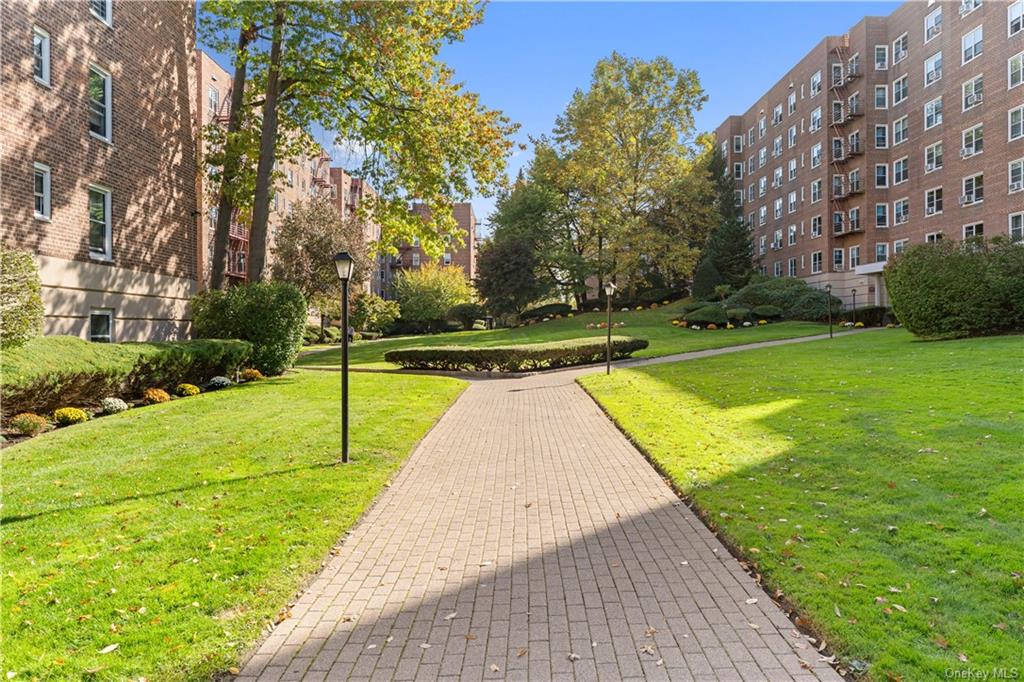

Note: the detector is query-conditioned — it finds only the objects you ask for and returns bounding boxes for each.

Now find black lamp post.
[851,288,857,326]
[334,252,354,463]
[825,283,833,339]
[604,281,616,375]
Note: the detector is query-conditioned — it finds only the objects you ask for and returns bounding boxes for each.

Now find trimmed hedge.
[884,237,1024,338]
[686,305,728,325]
[752,304,783,319]
[520,303,573,320]
[680,300,718,314]
[383,336,649,372]
[1,336,251,418]
[726,307,751,322]
[726,278,841,321]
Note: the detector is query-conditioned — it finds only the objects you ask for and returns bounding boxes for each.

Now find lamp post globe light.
[334,252,354,464]
[824,283,833,339]
[851,288,857,327]
[604,281,616,375]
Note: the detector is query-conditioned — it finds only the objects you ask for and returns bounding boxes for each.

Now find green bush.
[384,336,649,372]
[787,291,841,323]
[686,305,728,326]
[53,407,89,427]
[303,325,322,346]
[848,306,890,327]
[726,307,751,322]
[10,413,48,436]
[0,248,44,349]
[448,302,487,330]
[691,258,724,300]
[350,293,400,334]
[192,281,307,375]
[392,263,473,326]
[1,336,251,419]
[752,304,783,319]
[680,300,717,314]
[520,303,573,321]
[323,326,342,343]
[884,237,1024,338]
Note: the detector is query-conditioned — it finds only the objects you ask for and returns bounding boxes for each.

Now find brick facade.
[716,0,1023,306]
[393,202,478,288]
[1,0,199,340]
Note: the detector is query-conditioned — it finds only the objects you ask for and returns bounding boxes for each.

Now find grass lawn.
[1,370,465,680]
[579,329,1023,679]
[298,301,835,369]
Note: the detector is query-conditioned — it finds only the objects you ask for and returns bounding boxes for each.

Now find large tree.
[200,1,519,283]
[474,228,550,318]
[696,146,755,291]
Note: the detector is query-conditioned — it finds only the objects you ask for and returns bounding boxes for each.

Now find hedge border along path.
[383,336,649,372]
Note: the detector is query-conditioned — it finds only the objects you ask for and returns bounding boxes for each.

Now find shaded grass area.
[580,330,1023,680]
[1,371,465,680]
[298,301,834,369]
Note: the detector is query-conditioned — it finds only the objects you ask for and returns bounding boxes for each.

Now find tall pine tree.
[696,147,755,291]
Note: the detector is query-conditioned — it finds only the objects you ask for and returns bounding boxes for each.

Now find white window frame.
[88,63,113,143]
[892,75,908,106]
[1010,106,1024,142]
[924,97,943,130]
[443,252,452,266]
[875,203,889,228]
[924,52,942,87]
[1009,52,1024,90]
[875,164,889,188]
[893,157,909,185]
[874,45,888,71]
[733,135,743,153]
[1009,158,1024,194]
[811,179,822,203]
[962,75,983,111]
[810,142,822,168]
[1010,212,1024,242]
[849,245,861,268]
[875,124,888,149]
[925,186,943,216]
[962,123,984,156]
[961,26,983,65]
[90,0,112,26]
[1011,0,1023,37]
[925,7,942,43]
[810,107,822,132]
[788,257,797,277]
[893,197,910,225]
[892,33,908,64]
[33,162,51,220]
[88,184,112,260]
[962,173,984,206]
[962,222,984,239]
[33,27,50,87]
[893,116,909,146]
[874,84,888,110]
[788,158,797,181]
[411,252,421,267]
[833,248,844,272]
[810,70,822,96]
[875,242,889,263]
[925,141,943,173]
[811,250,822,274]
[89,309,114,343]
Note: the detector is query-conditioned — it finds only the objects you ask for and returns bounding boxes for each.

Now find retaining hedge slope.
[384,336,649,372]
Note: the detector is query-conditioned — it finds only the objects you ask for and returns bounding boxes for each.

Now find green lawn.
[579,330,1023,680]
[298,302,835,369]
[1,370,465,680]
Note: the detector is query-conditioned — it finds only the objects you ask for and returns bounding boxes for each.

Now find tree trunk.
[210,23,255,290]
[246,5,285,282]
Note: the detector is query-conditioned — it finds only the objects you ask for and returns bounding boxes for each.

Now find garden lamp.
[604,281,616,375]
[334,252,353,463]
[851,288,857,326]
[825,283,833,339]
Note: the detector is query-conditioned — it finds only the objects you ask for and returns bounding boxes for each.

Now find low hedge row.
[2,336,251,418]
[520,303,573,321]
[383,336,649,372]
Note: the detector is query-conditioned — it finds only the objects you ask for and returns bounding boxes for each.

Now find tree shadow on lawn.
[581,347,1023,679]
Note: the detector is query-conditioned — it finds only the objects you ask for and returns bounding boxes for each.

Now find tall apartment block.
[1,0,199,340]
[328,167,390,297]
[716,0,1023,306]
[393,202,478,286]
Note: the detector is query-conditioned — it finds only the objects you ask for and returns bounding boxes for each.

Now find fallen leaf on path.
[745,598,758,605]
[419,643,431,650]
[444,612,457,621]
[639,645,655,655]
[568,653,580,662]
[489,664,500,672]
[516,648,528,658]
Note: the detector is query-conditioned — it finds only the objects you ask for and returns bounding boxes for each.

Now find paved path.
[241,334,850,681]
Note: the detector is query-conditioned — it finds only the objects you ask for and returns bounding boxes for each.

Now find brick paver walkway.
[241,335,848,681]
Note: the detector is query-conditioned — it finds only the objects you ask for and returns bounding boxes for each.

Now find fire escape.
[827,38,865,256]
[226,211,248,281]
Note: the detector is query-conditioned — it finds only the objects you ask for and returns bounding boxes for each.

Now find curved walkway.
[240,333,853,681]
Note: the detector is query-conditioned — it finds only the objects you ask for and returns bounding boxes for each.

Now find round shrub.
[725,277,839,321]
[0,248,44,349]
[10,412,47,436]
[142,388,171,404]
[726,307,750,322]
[687,305,728,326]
[175,383,200,397]
[101,397,130,415]
[206,376,231,391]
[787,291,841,322]
[448,302,487,331]
[53,407,89,427]
[322,326,342,343]
[752,304,783,319]
[351,293,400,334]
[240,368,264,382]
[706,323,718,330]
[521,302,573,321]
[302,325,321,346]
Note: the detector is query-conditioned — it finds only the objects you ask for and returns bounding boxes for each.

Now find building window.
[850,245,861,267]
[963,222,984,239]
[89,309,113,343]
[1009,53,1023,90]
[924,51,943,86]
[962,26,983,65]
[90,0,112,25]
[788,158,797,180]
[773,136,782,157]
[831,63,844,87]
[962,124,983,156]
[33,27,50,86]
[33,162,51,220]
[833,248,844,271]
[893,116,909,145]
[88,185,111,259]
[1010,106,1024,141]
[925,7,942,42]
[759,176,767,196]
[811,251,822,274]
[811,179,822,203]
[894,198,909,224]
[894,239,909,255]
[811,143,822,168]
[733,162,743,180]
[734,190,743,207]
[893,157,909,185]
[874,45,888,70]
[810,107,822,132]
[758,116,766,138]
[788,125,797,148]
[876,203,889,227]
[758,148,767,167]
[924,97,943,129]
[1010,212,1023,242]
[831,100,844,124]
[443,252,452,266]
[207,86,220,120]
[811,215,822,238]
[962,75,983,110]
[788,92,797,115]
[810,70,822,96]
[759,235,766,254]
[849,207,861,231]
[788,191,797,213]
[875,124,888,149]
[875,243,889,263]
[962,173,984,205]
[774,198,783,219]
[733,135,743,153]
[411,252,421,267]
[875,164,888,188]
[1010,158,1023,193]
[88,64,112,141]
[926,232,943,243]
[773,261,782,278]
[1011,0,1023,37]
[925,187,943,216]
[892,33,908,64]
[849,169,861,193]
[892,75,908,105]
[772,104,783,125]
[788,224,797,245]
[925,141,943,172]
[788,257,797,277]
[874,84,888,109]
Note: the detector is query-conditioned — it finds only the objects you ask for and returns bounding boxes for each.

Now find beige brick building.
[1,0,199,341]
[716,0,1023,307]
[393,202,478,289]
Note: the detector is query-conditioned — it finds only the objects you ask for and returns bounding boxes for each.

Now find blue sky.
[201,2,901,231]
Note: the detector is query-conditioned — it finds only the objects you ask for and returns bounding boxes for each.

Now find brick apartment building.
[1,0,199,340]
[393,202,478,288]
[328,167,390,297]
[716,0,1023,307]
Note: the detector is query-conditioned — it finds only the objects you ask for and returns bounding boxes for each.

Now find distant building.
[392,202,478,288]
[1,0,199,341]
[328,168,389,297]
[716,0,1023,307]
